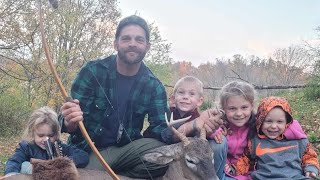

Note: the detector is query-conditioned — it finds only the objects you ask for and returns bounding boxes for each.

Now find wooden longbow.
[38,1,119,179]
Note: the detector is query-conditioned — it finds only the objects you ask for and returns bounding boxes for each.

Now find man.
[60,14,227,179]
[59,15,169,178]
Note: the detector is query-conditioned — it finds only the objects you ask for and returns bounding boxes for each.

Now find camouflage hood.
[256,96,293,137]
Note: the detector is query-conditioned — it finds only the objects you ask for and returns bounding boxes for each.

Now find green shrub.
[0,94,31,137]
[200,100,213,111]
[304,77,320,100]
[308,132,319,143]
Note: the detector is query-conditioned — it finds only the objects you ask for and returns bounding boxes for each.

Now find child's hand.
[305,171,317,178]
[209,127,224,143]
[212,131,224,144]
[224,164,235,175]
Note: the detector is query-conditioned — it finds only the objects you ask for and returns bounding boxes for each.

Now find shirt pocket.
[93,97,114,119]
[89,98,114,138]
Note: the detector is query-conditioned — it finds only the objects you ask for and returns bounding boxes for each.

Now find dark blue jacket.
[5,140,89,175]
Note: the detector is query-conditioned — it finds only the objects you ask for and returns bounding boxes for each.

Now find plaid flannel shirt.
[61,55,169,152]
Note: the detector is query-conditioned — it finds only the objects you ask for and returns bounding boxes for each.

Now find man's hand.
[60,99,83,132]
[199,108,224,137]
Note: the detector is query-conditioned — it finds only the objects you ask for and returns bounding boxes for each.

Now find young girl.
[4,106,89,176]
[210,81,257,180]
[211,81,308,180]
[232,96,319,179]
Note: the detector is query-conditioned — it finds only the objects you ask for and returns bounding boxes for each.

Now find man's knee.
[131,138,166,152]
[85,152,105,170]
[124,161,168,178]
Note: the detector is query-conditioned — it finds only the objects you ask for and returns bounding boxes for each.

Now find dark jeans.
[85,138,168,179]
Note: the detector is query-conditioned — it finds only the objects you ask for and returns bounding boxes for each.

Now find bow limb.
[38,1,119,180]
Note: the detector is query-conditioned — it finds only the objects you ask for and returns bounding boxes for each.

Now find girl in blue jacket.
[4,106,89,176]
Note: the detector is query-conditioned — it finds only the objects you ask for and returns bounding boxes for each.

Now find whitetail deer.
[1,113,219,180]
[143,113,219,180]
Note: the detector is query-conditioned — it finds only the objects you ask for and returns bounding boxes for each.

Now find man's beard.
[117,48,147,65]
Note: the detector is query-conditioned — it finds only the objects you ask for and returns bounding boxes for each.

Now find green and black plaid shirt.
[62,55,169,152]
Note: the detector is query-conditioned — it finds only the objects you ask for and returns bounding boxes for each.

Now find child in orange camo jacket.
[231,96,319,179]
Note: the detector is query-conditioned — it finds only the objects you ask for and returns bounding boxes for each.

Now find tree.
[0,0,121,108]
[144,23,173,85]
[303,26,320,99]
[1,0,175,110]
[306,26,320,77]
[272,45,312,85]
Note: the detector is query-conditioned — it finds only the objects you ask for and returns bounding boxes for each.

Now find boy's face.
[173,82,203,116]
[33,123,57,150]
[261,107,287,139]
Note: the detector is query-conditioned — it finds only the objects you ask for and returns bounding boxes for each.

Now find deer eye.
[185,155,198,171]
[186,158,195,164]
[185,155,198,165]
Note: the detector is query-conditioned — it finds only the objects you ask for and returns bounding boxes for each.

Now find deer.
[0,113,219,180]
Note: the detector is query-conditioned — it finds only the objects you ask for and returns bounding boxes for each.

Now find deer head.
[143,113,219,180]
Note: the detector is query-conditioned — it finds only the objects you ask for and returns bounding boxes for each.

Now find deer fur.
[143,136,219,180]
[0,169,137,180]
[32,157,79,180]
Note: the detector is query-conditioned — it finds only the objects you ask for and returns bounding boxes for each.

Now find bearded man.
[59,15,169,179]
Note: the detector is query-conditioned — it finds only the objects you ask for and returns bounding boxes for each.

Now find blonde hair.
[173,76,204,96]
[219,81,257,109]
[22,106,61,141]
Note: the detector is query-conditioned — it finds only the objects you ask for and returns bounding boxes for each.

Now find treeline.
[165,45,317,100]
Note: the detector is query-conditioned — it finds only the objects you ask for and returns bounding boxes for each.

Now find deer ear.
[143,144,183,165]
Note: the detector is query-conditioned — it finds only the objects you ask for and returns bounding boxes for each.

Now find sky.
[118,0,320,66]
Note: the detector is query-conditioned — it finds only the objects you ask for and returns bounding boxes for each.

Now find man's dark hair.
[115,15,150,42]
